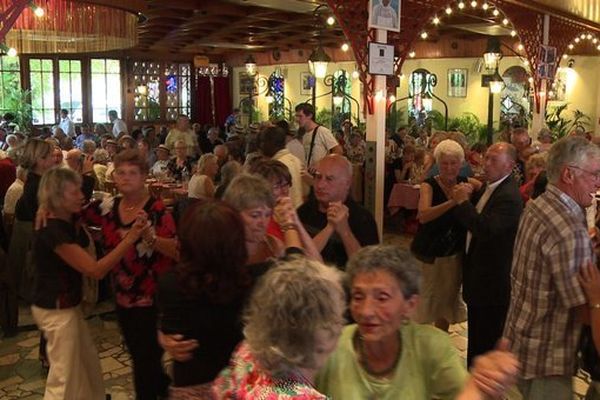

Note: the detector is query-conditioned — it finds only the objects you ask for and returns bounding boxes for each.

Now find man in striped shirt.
[503,136,600,399]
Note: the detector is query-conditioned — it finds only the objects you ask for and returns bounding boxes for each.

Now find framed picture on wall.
[448,68,468,97]
[239,72,257,95]
[301,72,315,95]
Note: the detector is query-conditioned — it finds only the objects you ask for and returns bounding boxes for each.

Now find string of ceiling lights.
[0,2,45,57]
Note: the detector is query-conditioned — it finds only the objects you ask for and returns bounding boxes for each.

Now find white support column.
[365,29,387,239]
[531,14,550,134]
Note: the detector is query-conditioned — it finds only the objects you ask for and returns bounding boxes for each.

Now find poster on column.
[368,0,401,32]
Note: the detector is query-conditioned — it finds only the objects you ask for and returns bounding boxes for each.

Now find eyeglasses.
[568,165,600,181]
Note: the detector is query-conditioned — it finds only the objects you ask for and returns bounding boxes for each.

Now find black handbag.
[410,225,461,264]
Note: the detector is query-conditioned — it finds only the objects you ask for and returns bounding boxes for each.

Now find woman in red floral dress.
[84,149,178,399]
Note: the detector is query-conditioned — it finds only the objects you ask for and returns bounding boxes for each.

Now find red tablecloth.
[388,183,420,215]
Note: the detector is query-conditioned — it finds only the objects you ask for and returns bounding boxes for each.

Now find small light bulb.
[510,30,517,37]
[575,37,580,43]
[548,90,554,97]
[568,44,574,49]
[458,2,465,9]
[351,70,360,79]
[517,44,524,51]
[432,16,440,25]
[492,9,500,16]
[587,34,592,39]
[33,6,44,17]
[593,38,598,44]
[502,18,509,25]
[528,77,534,84]
[326,16,335,25]
[341,43,349,52]
[470,1,477,7]
[389,95,396,103]
[523,60,529,66]
[6,47,17,57]
[408,51,416,58]
[580,34,586,39]
[420,31,428,39]
[482,3,489,10]
[597,45,600,50]
[562,54,568,59]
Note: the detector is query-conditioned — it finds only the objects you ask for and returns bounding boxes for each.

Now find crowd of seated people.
[2,104,600,400]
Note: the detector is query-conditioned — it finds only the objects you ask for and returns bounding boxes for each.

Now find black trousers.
[117,305,170,400]
[466,303,508,368]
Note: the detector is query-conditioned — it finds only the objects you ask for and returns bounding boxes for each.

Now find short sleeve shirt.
[32,219,87,309]
[302,126,339,167]
[83,196,176,308]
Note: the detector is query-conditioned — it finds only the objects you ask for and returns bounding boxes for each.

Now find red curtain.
[195,76,231,127]
[213,77,232,127]
[196,76,212,125]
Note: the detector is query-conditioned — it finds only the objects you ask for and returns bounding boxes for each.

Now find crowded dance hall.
[2,0,600,399]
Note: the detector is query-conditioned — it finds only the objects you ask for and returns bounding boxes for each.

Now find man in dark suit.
[451,142,523,367]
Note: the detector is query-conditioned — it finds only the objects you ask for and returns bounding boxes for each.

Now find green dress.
[316,323,468,400]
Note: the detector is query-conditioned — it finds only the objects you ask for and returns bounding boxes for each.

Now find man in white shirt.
[108,110,128,138]
[295,103,342,170]
[371,0,398,29]
[164,114,198,158]
[59,109,75,138]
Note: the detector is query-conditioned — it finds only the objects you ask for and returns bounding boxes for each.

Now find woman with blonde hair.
[188,153,219,199]
[32,167,146,399]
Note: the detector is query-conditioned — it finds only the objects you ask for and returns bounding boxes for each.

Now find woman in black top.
[157,200,253,396]
[411,139,482,332]
[32,167,145,399]
[4,139,54,337]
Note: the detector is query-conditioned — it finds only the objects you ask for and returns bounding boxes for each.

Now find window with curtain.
[59,59,83,123]
[30,58,55,125]
[165,63,191,120]
[133,61,161,121]
[91,58,122,123]
[0,56,21,116]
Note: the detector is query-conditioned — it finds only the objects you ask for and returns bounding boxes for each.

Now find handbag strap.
[306,125,320,166]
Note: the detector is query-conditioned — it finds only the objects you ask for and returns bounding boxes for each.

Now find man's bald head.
[314,155,353,204]
[484,142,516,183]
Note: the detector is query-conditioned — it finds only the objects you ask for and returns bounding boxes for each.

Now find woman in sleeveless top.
[188,153,218,199]
[411,139,482,331]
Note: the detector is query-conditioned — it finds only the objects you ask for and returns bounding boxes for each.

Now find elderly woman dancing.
[410,139,481,331]
[316,245,519,400]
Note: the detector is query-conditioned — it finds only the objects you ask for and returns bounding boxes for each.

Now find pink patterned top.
[212,342,327,399]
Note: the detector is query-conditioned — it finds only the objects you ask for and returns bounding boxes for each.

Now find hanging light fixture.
[489,68,505,94]
[483,37,503,70]
[308,46,331,79]
[245,55,257,76]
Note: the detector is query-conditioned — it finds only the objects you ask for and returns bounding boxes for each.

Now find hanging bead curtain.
[2,0,138,53]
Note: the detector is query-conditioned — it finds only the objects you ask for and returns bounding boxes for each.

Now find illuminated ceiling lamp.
[245,55,257,76]
[483,37,503,70]
[1,0,140,53]
[489,67,505,94]
[308,46,331,79]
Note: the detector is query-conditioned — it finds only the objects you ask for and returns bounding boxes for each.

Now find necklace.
[355,331,402,378]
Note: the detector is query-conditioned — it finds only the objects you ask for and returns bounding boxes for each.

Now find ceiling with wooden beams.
[133,0,600,57]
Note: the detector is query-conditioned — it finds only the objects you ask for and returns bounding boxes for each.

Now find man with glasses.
[503,136,600,399]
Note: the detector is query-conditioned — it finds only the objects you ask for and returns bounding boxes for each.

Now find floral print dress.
[213,342,328,399]
[83,195,176,308]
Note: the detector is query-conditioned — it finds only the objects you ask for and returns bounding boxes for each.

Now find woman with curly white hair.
[410,139,482,331]
[213,257,345,398]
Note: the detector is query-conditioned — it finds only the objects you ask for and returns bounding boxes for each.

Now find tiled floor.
[0,230,592,399]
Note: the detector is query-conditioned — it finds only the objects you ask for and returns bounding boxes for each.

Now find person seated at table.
[188,154,218,199]
[137,137,156,170]
[422,131,448,177]
[345,132,366,165]
[214,160,242,199]
[213,257,346,398]
[118,135,137,151]
[32,167,147,400]
[316,245,519,400]
[411,139,481,332]
[151,144,170,178]
[395,144,426,184]
[157,200,254,397]
[167,139,194,182]
[92,149,110,191]
[298,154,379,269]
